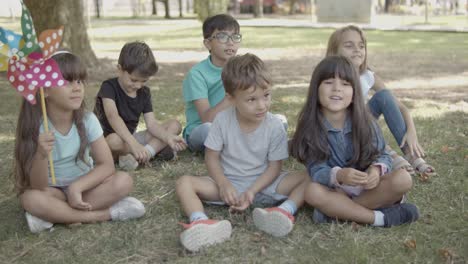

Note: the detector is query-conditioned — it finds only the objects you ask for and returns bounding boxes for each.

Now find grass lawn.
[0,18,467,263]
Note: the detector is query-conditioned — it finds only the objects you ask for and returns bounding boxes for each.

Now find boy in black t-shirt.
[94,41,187,170]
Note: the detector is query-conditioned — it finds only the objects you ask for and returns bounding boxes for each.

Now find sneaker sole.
[180,220,232,252]
[253,208,293,237]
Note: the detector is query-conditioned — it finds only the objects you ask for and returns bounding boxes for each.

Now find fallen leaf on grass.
[440,145,450,153]
[251,232,265,243]
[419,173,430,182]
[421,214,433,224]
[438,248,455,261]
[404,239,416,249]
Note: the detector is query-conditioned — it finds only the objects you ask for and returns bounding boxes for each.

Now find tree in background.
[195,0,229,21]
[254,0,264,17]
[152,0,158,15]
[24,0,98,66]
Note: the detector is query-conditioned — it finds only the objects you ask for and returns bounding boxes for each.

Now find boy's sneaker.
[110,197,145,221]
[25,212,53,233]
[379,203,419,227]
[253,207,294,237]
[118,154,139,171]
[180,219,232,252]
[312,209,332,224]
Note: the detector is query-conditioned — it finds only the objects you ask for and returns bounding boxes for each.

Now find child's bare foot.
[387,147,414,175]
[406,155,436,177]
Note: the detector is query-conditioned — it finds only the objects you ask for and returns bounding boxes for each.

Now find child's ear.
[203,39,211,51]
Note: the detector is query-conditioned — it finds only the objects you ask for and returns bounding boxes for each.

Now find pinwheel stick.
[39,87,56,185]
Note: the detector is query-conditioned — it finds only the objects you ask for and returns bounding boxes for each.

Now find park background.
[0,0,467,263]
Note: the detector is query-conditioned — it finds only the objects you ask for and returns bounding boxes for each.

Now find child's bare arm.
[67,136,115,210]
[205,148,238,205]
[144,113,187,151]
[29,131,55,189]
[230,161,282,211]
[194,96,232,123]
[247,160,282,195]
[102,98,148,160]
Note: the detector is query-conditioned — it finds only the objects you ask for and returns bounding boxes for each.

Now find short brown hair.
[221,53,271,95]
[118,41,158,77]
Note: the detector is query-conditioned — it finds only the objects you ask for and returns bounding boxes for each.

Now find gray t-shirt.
[204,107,288,179]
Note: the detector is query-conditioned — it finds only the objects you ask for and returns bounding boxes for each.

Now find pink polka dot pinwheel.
[0,0,68,104]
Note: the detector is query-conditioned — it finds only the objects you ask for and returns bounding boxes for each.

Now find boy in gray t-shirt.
[176,54,308,252]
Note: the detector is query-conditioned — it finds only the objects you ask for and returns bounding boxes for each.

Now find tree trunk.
[384,0,391,13]
[24,0,98,67]
[162,0,171,18]
[95,0,101,18]
[179,0,183,17]
[152,0,158,15]
[254,0,264,17]
[289,0,298,14]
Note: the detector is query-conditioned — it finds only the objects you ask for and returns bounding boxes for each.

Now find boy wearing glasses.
[182,14,242,152]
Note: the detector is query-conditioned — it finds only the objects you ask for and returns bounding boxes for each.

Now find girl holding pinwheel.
[14,52,146,233]
[2,1,145,233]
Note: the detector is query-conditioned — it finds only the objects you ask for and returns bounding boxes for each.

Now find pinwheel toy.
[1,1,69,184]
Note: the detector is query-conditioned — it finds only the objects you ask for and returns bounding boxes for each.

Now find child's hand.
[337,168,368,186]
[229,190,254,212]
[37,131,55,159]
[166,135,187,152]
[130,143,150,163]
[364,166,380,190]
[400,131,425,158]
[219,181,238,206]
[67,185,92,211]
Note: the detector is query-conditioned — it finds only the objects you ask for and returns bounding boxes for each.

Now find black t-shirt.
[94,78,153,136]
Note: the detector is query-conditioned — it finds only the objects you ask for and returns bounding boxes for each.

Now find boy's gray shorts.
[205,171,289,206]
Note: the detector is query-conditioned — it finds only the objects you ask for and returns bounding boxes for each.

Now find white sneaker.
[25,212,53,233]
[110,197,145,221]
[118,154,139,171]
[180,219,232,252]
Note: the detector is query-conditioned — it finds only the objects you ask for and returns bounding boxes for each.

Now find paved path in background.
[237,15,468,33]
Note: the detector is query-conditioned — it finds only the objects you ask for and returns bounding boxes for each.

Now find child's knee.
[304,182,327,206]
[112,171,134,196]
[176,175,194,191]
[20,190,46,212]
[389,169,412,194]
[106,134,125,151]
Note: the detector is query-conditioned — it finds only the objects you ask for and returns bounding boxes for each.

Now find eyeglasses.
[208,32,242,43]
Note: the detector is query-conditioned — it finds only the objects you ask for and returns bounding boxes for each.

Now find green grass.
[0,19,467,263]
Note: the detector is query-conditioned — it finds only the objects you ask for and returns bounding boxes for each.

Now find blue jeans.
[367,89,406,147]
[187,122,212,152]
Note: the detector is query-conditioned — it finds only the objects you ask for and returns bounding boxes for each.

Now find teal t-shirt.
[40,112,103,187]
[182,55,225,140]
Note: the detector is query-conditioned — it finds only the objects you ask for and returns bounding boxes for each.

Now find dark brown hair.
[221,53,271,95]
[13,52,89,194]
[326,25,368,74]
[118,41,158,77]
[203,14,240,39]
[289,56,379,170]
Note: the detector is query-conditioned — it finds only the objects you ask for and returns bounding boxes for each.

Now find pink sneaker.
[253,207,294,237]
[180,219,232,252]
